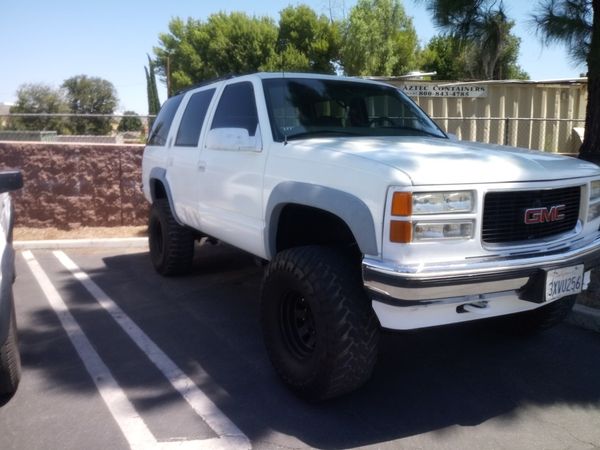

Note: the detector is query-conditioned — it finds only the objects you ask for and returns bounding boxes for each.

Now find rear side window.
[147,94,184,146]
[175,89,215,147]
[211,82,258,136]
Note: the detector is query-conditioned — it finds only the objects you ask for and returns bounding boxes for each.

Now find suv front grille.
[482,186,581,244]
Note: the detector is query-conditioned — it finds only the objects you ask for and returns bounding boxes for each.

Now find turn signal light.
[390,220,412,243]
[391,192,412,216]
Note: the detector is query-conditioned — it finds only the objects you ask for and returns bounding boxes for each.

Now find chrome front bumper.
[363,234,600,305]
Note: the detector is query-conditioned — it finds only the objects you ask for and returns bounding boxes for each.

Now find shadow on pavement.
[15,243,600,449]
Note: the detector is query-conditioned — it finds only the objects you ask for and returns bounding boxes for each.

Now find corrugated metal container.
[382,78,588,153]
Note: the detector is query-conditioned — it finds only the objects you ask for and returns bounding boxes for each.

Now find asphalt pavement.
[1,242,600,450]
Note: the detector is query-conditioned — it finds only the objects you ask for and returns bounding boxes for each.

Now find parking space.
[2,243,600,449]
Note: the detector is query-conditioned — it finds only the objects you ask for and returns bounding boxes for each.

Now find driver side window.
[211,82,259,136]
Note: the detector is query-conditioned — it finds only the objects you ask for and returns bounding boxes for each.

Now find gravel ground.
[14,226,147,240]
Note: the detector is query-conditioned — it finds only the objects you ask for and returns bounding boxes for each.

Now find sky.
[0,0,586,115]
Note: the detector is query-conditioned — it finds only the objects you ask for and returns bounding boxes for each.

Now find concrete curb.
[14,237,148,250]
[566,304,600,333]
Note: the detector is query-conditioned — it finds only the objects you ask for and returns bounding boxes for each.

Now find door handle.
[197,160,207,172]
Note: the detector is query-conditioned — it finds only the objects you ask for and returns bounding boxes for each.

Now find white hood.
[296,136,600,186]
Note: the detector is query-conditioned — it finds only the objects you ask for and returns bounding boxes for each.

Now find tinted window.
[147,94,184,146]
[175,89,215,147]
[211,82,258,136]
[262,78,445,142]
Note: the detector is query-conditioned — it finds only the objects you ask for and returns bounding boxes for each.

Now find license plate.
[545,265,584,302]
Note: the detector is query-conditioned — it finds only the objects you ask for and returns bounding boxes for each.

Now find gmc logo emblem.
[524,205,566,224]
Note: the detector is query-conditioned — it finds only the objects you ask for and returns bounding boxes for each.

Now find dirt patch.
[14,226,147,240]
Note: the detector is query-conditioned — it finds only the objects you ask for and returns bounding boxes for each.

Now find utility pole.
[166,55,171,97]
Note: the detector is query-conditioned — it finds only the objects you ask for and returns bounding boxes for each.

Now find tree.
[532,0,599,162]
[155,13,278,93]
[145,54,161,116]
[62,75,118,135]
[495,33,529,80]
[275,5,341,73]
[419,34,471,79]
[261,45,312,72]
[117,111,143,132]
[340,0,419,76]
[8,83,69,133]
[420,32,528,80]
[420,0,526,80]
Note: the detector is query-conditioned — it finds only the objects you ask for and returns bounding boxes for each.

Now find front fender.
[265,181,378,259]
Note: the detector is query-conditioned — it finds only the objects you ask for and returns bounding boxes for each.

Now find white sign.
[400,84,488,98]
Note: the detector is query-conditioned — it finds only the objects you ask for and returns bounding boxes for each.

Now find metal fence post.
[504,117,510,146]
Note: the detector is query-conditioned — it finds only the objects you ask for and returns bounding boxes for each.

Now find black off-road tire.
[260,245,379,401]
[148,199,194,276]
[504,295,577,335]
[0,308,21,397]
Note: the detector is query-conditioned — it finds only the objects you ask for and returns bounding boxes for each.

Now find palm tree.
[421,0,514,80]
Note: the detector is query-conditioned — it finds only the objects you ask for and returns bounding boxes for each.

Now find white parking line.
[22,250,156,450]
[23,250,251,450]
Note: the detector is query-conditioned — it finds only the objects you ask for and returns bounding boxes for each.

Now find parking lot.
[1,242,600,450]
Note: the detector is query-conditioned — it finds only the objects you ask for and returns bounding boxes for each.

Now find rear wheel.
[148,199,194,276]
[261,245,379,401]
[0,308,21,397]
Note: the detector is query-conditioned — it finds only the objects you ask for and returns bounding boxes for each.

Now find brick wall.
[0,141,147,228]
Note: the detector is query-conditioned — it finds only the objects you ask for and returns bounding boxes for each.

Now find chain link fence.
[0,113,585,153]
[431,117,585,154]
[0,113,155,144]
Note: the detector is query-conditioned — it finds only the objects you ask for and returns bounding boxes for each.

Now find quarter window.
[175,89,215,147]
[147,94,184,146]
[211,82,258,136]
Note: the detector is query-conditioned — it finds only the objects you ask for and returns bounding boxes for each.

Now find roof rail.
[174,73,251,95]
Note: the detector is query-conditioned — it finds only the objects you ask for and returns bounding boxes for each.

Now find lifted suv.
[142,73,600,400]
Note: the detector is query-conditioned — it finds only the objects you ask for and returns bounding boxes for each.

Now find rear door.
[167,87,216,229]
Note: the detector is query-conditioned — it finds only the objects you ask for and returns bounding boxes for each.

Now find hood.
[295,136,600,185]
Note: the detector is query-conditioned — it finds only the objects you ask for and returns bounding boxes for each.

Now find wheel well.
[276,204,359,254]
[151,179,167,201]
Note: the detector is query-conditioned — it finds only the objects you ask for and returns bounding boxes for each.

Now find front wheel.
[260,246,379,401]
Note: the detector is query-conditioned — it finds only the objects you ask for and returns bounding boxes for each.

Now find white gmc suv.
[142,72,600,400]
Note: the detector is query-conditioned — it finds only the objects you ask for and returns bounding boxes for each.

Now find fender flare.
[148,167,184,225]
[265,181,379,259]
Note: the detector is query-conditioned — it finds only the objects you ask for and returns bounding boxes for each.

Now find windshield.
[262,78,446,142]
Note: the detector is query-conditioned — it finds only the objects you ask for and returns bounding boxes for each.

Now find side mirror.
[0,170,23,194]
[205,127,262,152]
[446,133,459,141]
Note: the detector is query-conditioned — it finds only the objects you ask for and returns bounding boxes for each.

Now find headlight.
[411,191,474,215]
[389,190,476,243]
[413,221,474,241]
[588,201,600,222]
[591,180,600,202]
[588,180,600,222]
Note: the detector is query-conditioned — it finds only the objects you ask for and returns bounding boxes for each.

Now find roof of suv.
[176,72,388,95]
